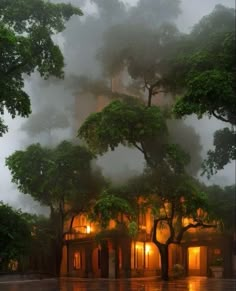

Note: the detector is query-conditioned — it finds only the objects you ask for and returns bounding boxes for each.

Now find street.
[0,277,236,291]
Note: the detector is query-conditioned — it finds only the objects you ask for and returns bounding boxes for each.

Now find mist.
[0,0,235,213]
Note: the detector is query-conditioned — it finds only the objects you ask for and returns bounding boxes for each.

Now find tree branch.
[175,221,217,243]
[133,142,145,154]
[63,215,75,238]
[212,111,231,123]
[144,78,150,90]
[152,217,169,246]
[152,90,167,95]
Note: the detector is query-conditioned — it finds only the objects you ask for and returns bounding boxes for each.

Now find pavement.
[0,277,235,291]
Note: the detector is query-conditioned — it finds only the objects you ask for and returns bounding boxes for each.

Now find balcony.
[64,232,94,241]
[64,225,94,241]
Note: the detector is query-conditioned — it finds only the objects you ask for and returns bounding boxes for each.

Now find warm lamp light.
[86,225,91,234]
[145,245,151,254]
[193,248,199,254]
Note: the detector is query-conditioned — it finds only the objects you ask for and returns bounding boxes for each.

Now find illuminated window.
[145,244,151,268]
[131,242,159,270]
[73,252,81,269]
[131,242,144,269]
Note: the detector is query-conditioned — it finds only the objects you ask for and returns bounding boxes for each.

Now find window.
[73,251,81,269]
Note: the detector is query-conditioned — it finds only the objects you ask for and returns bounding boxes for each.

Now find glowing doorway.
[188,247,200,270]
[188,246,207,276]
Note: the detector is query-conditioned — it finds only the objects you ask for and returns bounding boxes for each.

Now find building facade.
[61,211,234,278]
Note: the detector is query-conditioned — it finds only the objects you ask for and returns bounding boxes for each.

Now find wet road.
[0,277,236,291]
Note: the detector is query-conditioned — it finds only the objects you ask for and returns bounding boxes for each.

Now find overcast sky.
[0,0,235,213]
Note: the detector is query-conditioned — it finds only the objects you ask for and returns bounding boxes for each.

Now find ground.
[0,277,236,291]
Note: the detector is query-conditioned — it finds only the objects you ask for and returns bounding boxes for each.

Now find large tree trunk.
[158,243,169,281]
[152,218,170,281]
[55,241,63,276]
[50,208,64,277]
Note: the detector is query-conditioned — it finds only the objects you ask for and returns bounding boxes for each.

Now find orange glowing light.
[145,245,151,254]
[86,225,91,234]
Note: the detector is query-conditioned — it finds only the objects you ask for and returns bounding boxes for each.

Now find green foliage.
[128,221,138,238]
[6,140,104,275]
[202,128,236,177]
[0,202,32,271]
[78,99,167,155]
[0,0,82,33]
[6,141,97,207]
[134,169,208,219]
[174,69,235,121]
[166,144,190,173]
[28,215,56,272]
[172,6,235,124]
[206,184,235,230]
[171,264,185,279]
[91,189,135,228]
[0,0,82,135]
[171,5,236,176]
[211,256,224,266]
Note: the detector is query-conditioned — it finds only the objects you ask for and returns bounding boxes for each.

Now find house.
[61,209,234,278]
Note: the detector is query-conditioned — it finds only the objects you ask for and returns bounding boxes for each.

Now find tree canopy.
[171,5,235,176]
[0,0,82,135]
[6,141,98,209]
[97,4,235,177]
[0,202,32,271]
[79,98,191,170]
[173,5,235,118]
[6,140,104,275]
[78,96,215,280]
[77,4,236,280]
[205,184,235,230]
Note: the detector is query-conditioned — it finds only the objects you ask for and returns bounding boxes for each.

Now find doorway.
[188,246,207,276]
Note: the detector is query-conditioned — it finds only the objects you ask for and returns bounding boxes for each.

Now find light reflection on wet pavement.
[0,277,236,291]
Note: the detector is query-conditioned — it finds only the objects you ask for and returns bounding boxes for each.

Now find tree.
[0,0,82,136]
[78,99,214,280]
[205,184,235,231]
[96,15,203,175]
[6,140,104,275]
[129,170,214,281]
[0,202,32,271]
[99,5,235,177]
[172,5,236,176]
[77,5,231,280]
[27,214,56,274]
[91,189,135,229]
[99,21,181,107]
[202,128,236,177]
[79,99,168,168]
[87,166,214,281]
